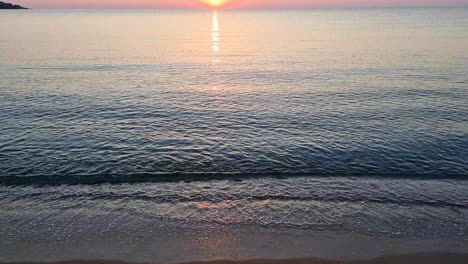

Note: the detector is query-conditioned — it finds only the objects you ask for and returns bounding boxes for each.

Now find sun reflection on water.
[210,10,222,91]
[211,10,220,57]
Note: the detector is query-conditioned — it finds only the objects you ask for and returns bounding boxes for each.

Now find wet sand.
[3,253,468,264]
[180,253,468,263]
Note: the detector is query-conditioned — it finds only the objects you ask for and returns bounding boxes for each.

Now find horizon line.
[15,5,468,10]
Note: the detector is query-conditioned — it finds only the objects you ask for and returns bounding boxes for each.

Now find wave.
[5,189,466,210]
[0,171,466,186]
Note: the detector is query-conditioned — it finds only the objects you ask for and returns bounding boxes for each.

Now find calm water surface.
[1,8,467,181]
[0,8,467,262]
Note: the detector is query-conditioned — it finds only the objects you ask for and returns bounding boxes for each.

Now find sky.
[13,0,468,9]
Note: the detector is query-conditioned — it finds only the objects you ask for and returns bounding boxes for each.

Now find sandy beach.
[3,253,468,264]
[180,253,468,264]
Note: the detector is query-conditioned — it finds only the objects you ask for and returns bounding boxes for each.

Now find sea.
[0,8,467,263]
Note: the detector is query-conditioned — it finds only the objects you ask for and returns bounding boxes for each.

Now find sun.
[202,0,228,7]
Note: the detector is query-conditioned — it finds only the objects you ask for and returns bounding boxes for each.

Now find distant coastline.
[0,1,27,9]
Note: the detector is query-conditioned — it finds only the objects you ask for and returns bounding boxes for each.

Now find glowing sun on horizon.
[202,0,228,7]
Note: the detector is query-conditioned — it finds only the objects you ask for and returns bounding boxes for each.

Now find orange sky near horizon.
[13,0,468,9]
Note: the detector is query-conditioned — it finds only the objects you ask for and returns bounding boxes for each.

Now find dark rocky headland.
[0,1,27,9]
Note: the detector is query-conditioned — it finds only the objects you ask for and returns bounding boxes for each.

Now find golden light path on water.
[211,10,220,90]
[211,11,220,55]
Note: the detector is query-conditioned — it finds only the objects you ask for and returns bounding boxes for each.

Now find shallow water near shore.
[0,8,467,263]
[0,177,467,262]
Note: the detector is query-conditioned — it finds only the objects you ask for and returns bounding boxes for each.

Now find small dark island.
[0,1,27,9]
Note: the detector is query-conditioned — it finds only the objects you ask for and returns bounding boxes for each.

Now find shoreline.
[2,253,468,264]
[1,179,466,263]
